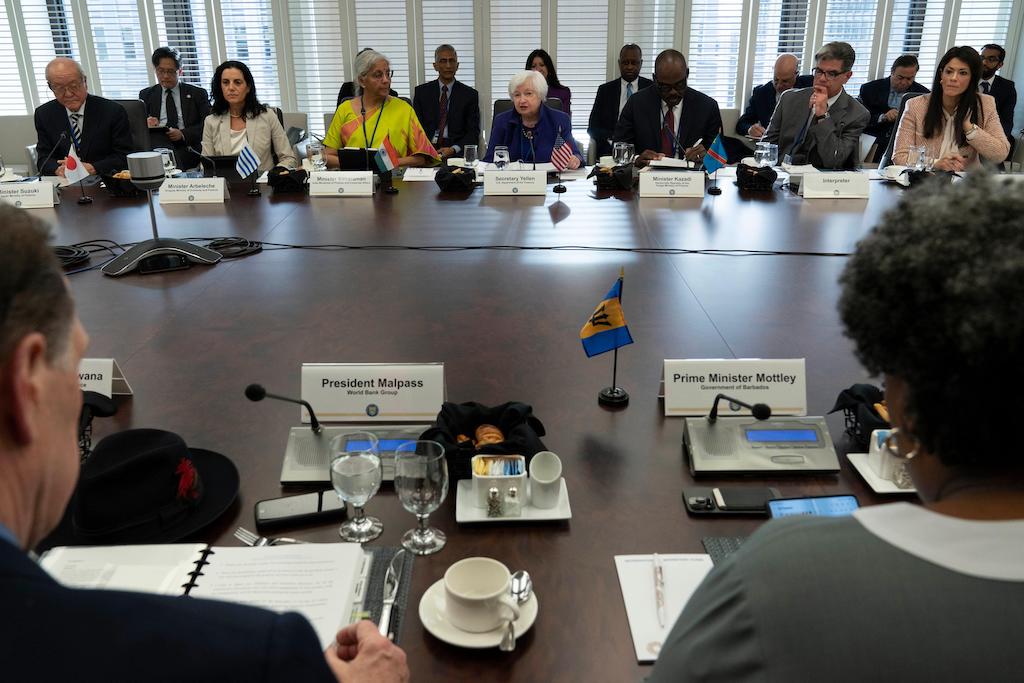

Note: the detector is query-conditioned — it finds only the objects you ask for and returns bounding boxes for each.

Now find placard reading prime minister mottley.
[301,363,444,422]
[663,359,807,416]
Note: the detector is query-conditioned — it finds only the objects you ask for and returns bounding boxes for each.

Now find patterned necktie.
[165,89,179,129]
[69,113,82,150]
[626,82,634,98]
[981,81,991,94]
[437,84,449,148]
[661,107,675,156]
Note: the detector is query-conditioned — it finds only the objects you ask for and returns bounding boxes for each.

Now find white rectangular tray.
[455,479,572,523]
[847,452,917,494]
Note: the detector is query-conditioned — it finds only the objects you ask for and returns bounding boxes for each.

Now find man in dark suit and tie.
[34,58,133,177]
[764,41,870,169]
[859,54,929,163]
[139,46,211,170]
[587,44,652,158]
[613,49,722,167]
[412,44,480,161]
[980,44,1017,158]
[0,205,410,683]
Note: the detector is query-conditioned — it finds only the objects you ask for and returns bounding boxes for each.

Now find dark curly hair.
[838,173,1024,468]
[210,60,267,118]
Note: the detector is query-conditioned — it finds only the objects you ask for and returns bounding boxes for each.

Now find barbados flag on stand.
[580,276,634,358]
[375,135,400,173]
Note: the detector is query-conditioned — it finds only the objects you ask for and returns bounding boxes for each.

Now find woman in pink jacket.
[892,46,1009,171]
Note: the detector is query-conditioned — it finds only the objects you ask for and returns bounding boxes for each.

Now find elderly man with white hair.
[483,70,582,167]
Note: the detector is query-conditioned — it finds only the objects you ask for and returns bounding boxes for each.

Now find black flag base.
[553,183,567,194]
[77,194,93,204]
[598,386,630,406]
[708,184,722,195]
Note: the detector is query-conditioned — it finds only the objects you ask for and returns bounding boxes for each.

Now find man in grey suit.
[764,41,869,169]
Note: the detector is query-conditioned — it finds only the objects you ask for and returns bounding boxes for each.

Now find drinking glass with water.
[494,146,510,170]
[330,432,383,542]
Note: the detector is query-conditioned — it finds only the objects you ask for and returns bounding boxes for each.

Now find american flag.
[551,129,574,172]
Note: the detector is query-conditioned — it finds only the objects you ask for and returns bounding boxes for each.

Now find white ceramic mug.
[529,451,562,509]
[444,557,520,633]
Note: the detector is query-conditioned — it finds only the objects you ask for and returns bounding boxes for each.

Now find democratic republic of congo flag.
[702,134,727,175]
[580,276,634,358]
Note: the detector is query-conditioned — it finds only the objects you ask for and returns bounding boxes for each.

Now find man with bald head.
[613,49,722,167]
[34,58,133,177]
[736,54,813,138]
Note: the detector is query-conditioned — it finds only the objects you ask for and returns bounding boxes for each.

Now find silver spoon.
[499,570,533,651]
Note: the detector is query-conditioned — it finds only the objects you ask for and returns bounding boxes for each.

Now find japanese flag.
[64,145,90,184]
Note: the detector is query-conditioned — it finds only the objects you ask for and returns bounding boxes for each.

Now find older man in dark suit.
[613,49,722,167]
[34,58,133,177]
[859,54,929,162]
[764,41,870,169]
[980,44,1017,158]
[139,46,211,170]
[587,44,652,158]
[412,44,480,160]
[0,205,410,683]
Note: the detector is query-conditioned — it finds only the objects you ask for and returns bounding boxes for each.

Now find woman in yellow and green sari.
[324,50,439,168]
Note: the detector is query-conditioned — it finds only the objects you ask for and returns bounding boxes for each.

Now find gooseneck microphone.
[707,393,772,424]
[245,383,323,434]
[523,129,537,170]
[35,131,68,180]
[186,146,217,177]
[360,99,372,173]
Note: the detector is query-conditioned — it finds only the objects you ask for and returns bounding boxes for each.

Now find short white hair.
[354,50,389,95]
[508,70,548,101]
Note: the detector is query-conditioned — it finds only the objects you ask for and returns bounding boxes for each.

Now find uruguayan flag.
[235,143,260,179]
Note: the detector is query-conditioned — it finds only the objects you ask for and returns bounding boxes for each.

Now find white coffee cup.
[529,450,562,509]
[444,557,521,633]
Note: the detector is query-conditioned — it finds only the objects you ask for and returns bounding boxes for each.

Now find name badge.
[484,170,546,196]
[638,170,705,198]
[309,171,374,197]
[0,181,56,208]
[300,363,445,422]
[159,177,228,204]
[78,358,134,397]
[800,171,870,198]
[663,359,806,416]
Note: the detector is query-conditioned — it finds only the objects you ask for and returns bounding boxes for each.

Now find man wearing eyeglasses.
[979,44,1017,158]
[139,47,211,171]
[764,42,869,170]
[859,55,929,163]
[33,58,133,177]
[613,49,722,168]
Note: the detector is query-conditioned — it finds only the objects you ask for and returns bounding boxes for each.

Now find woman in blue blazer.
[484,71,583,166]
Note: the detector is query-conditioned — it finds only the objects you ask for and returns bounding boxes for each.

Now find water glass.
[394,440,448,556]
[494,146,510,170]
[307,139,326,171]
[464,144,479,167]
[765,143,779,167]
[330,432,383,542]
[0,153,6,177]
[613,141,630,166]
[913,145,928,172]
[154,147,177,177]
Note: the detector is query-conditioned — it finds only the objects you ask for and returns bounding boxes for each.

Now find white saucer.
[847,452,917,494]
[455,479,572,523]
[419,578,538,648]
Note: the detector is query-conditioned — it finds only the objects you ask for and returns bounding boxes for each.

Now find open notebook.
[40,543,367,649]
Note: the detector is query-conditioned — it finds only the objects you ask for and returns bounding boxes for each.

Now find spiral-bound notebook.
[39,543,369,648]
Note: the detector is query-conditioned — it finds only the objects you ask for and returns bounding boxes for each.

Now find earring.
[882,427,918,460]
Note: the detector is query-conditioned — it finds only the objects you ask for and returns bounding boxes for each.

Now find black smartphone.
[254,490,346,529]
[767,494,859,518]
[683,486,781,516]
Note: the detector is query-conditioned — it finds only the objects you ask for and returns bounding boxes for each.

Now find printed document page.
[41,543,207,595]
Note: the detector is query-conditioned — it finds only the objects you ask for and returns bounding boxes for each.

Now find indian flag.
[375,135,399,173]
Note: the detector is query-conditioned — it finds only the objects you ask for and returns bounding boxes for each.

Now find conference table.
[46,170,906,681]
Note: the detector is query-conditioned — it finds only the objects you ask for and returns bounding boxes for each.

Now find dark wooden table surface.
[49,174,906,682]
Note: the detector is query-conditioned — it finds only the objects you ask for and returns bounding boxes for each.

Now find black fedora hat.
[44,429,238,547]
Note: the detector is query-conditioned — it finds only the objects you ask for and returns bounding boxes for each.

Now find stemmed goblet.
[330,432,383,542]
[394,440,448,555]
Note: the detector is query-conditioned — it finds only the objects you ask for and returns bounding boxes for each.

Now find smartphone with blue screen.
[767,494,859,518]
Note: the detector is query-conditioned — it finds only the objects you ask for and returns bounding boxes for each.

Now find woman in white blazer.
[202,60,297,173]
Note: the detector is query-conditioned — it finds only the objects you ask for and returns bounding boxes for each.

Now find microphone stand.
[76,176,93,205]
[247,169,261,197]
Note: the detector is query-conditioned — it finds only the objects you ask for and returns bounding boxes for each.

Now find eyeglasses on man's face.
[155,68,179,77]
[812,67,847,81]
[49,79,85,96]
[981,56,1001,64]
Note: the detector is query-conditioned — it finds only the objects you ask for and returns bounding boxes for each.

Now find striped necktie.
[981,81,991,94]
[69,113,82,150]
[626,82,634,98]
[437,85,449,147]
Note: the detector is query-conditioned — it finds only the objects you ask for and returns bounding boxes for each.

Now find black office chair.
[492,98,562,119]
[114,99,152,152]
[878,92,925,169]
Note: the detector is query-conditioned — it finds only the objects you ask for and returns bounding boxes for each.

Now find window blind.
[84,0,150,99]
[153,0,215,89]
[354,0,411,98]
[220,0,281,107]
[751,0,810,87]
[489,0,541,112]
[0,4,25,114]
[422,0,476,89]
[20,0,79,107]
[687,0,745,108]
[623,0,674,67]
[884,0,946,80]
[288,0,347,136]
[954,0,1015,49]
[556,0,609,135]
[821,0,878,91]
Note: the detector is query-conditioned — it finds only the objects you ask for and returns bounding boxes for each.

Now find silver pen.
[653,553,666,627]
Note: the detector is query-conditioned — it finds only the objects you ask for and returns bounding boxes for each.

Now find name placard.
[309,171,374,197]
[78,358,134,397]
[484,170,546,196]
[663,359,806,416]
[0,181,56,208]
[638,170,705,198]
[800,171,870,198]
[159,177,228,204]
[300,363,445,422]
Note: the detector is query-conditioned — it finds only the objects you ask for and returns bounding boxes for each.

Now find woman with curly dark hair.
[526,49,571,115]
[201,60,297,173]
[649,174,1024,681]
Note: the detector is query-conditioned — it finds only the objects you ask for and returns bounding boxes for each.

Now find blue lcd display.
[745,429,818,443]
[344,438,409,452]
[768,496,860,518]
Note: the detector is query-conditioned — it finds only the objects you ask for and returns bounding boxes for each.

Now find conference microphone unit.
[707,393,771,424]
[245,383,322,434]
